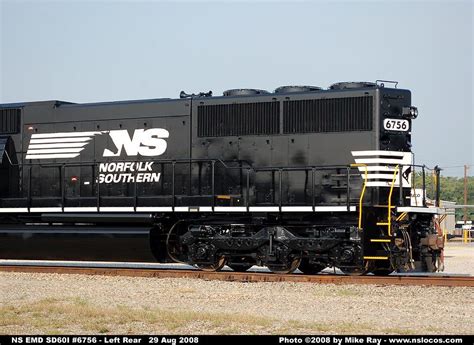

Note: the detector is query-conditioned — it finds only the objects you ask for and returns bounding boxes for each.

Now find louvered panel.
[283,96,373,134]
[0,108,21,134]
[198,102,279,137]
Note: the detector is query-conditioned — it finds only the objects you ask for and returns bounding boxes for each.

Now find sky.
[1,0,472,176]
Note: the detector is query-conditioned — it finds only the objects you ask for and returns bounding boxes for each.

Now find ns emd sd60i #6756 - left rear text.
[0,81,445,274]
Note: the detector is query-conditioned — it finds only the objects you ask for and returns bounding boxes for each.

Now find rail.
[1,156,436,213]
[0,264,472,287]
[350,163,368,229]
[387,165,400,236]
[375,165,399,236]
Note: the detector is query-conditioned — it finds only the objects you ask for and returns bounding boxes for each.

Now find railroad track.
[1,264,473,287]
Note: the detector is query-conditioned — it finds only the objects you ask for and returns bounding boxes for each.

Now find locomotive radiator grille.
[197,102,279,137]
[0,108,21,134]
[283,96,373,134]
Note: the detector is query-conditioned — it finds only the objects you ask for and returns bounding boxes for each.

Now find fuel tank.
[0,223,158,262]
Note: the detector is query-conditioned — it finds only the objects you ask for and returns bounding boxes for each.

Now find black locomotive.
[0,81,444,274]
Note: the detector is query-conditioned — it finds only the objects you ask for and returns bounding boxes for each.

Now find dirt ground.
[1,241,473,335]
[442,241,474,276]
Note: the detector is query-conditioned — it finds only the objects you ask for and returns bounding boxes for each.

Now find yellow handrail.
[350,163,368,229]
[396,212,408,222]
[387,165,400,236]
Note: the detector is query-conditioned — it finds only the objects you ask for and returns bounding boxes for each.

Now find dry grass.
[0,297,273,334]
[0,297,438,335]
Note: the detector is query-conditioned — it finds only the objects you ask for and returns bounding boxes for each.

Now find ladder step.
[364,256,389,260]
[370,239,391,243]
[376,222,389,226]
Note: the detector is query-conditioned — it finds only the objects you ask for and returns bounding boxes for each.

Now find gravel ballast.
[1,243,473,335]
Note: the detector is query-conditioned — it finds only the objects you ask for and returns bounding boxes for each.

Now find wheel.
[228,264,253,272]
[267,257,301,274]
[298,259,325,275]
[195,256,227,272]
[338,244,367,275]
[370,262,394,276]
[371,269,394,276]
[339,267,367,276]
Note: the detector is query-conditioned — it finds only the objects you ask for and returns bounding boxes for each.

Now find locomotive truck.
[0,81,444,274]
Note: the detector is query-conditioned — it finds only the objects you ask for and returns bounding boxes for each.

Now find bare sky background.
[1,0,472,176]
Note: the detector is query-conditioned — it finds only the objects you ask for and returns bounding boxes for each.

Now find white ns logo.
[103,128,169,157]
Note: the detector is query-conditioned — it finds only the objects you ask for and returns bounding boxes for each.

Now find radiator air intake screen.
[198,102,279,137]
[0,108,21,134]
[283,96,373,134]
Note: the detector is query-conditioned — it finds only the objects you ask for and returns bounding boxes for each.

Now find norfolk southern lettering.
[98,162,160,184]
[25,128,168,184]
[102,129,169,157]
[25,128,169,160]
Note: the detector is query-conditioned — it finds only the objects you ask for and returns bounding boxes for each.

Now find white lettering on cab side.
[98,162,160,184]
[25,128,171,184]
[103,129,169,157]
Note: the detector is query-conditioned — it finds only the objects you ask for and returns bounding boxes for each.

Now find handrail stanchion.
[399,165,403,206]
[271,171,275,204]
[434,166,441,207]
[411,164,417,207]
[387,165,400,236]
[96,162,100,212]
[60,165,65,211]
[312,168,316,209]
[246,168,250,211]
[346,166,351,211]
[211,161,215,210]
[28,165,32,210]
[134,161,138,211]
[422,166,426,207]
[350,163,368,230]
[171,162,176,211]
[279,169,282,211]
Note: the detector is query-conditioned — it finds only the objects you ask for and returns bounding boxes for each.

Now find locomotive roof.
[0,97,176,109]
[0,84,406,109]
